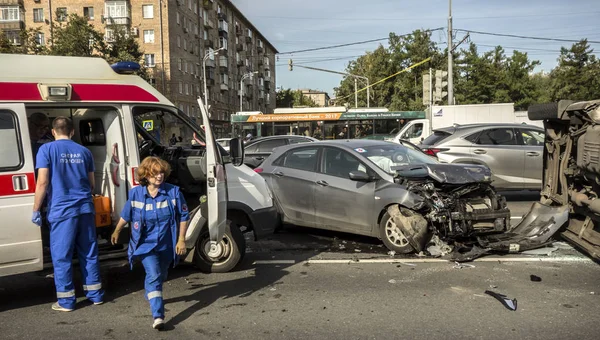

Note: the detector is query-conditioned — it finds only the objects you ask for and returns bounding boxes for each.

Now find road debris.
[521,246,558,256]
[388,279,397,284]
[354,249,362,253]
[530,275,542,282]
[453,262,476,269]
[387,250,396,257]
[485,290,517,311]
[404,263,417,267]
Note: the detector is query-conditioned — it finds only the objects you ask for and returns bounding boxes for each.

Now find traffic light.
[288,59,293,71]
[434,69,448,103]
[422,73,431,106]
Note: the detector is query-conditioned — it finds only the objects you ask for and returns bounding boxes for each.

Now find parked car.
[420,123,545,190]
[217,138,232,152]
[243,135,318,168]
[256,140,513,255]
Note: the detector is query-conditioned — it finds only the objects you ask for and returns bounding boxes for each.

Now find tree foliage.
[276,88,319,108]
[334,31,600,111]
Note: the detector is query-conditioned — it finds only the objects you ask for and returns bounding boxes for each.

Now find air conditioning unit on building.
[131,27,139,36]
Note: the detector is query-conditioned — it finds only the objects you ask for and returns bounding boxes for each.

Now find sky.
[231,0,600,99]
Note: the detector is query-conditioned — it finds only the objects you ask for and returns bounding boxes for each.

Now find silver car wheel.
[385,217,410,247]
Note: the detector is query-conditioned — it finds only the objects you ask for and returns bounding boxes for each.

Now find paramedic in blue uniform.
[111,156,189,330]
[32,116,104,312]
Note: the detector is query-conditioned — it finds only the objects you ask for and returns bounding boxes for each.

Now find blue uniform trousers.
[50,213,104,309]
[140,248,173,319]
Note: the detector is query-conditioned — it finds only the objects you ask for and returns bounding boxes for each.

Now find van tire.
[193,220,246,273]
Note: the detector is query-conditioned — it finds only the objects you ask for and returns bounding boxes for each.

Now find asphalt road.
[3,191,599,340]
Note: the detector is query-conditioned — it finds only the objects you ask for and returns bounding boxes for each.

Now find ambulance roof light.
[110,61,141,75]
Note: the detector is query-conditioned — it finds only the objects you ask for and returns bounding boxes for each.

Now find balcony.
[203,19,214,29]
[0,20,24,30]
[266,94,271,105]
[205,58,215,68]
[218,12,227,21]
[257,58,263,66]
[204,39,213,48]
[0,0,22,5]
[235,25,242,36]
[245,35,252,43]
[206,78,215,86]
[264,61,270,70]
[219,56,228,71]
[220,83,229,91]
[236,43,244,52]
[202,0,212,9]
[104,16,131,26]
[257,44,263,53]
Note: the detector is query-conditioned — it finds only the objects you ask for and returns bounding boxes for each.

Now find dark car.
[243,135,318,168]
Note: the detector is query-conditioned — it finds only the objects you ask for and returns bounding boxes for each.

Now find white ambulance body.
[0,54,270,278]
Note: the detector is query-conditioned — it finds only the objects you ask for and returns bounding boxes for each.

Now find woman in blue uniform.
[111,156,189,330]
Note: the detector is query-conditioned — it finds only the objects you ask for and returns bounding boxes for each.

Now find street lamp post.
[202,47,225,110]
[239,71,258,113]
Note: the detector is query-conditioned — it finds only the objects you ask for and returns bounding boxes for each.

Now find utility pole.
[447,0,454,105]
[354,78,358,108]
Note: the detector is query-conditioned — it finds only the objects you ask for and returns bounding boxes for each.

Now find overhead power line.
[456,29,600,44]
[277,28,445,55]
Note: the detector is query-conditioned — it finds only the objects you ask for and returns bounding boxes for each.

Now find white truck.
[388,103,541,145]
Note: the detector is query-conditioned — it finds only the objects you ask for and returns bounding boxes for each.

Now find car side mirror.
[349,170,371,182]
[229,138,244,167]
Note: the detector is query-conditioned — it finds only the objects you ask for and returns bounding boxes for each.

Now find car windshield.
[358,144,438,174]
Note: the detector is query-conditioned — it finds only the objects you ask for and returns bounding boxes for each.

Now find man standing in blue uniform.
[32,116,104,312]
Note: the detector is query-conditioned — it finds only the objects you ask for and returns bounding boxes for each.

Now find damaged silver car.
[256,140,515,257]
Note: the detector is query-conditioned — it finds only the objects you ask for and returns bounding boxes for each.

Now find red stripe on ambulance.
[0,83,159,102]
[0,173,36,196]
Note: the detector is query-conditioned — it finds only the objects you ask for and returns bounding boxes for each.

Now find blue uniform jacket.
[121,183,189,269]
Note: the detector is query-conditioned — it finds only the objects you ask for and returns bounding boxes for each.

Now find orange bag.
[93,195,111,227]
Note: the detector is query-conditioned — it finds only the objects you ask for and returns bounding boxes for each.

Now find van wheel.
[193,220,246,273]
[380,211,414,254]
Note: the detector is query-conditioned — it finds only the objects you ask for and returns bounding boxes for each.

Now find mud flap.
[476,202,569,253]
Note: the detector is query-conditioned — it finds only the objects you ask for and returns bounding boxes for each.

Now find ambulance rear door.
[0,103,43,277]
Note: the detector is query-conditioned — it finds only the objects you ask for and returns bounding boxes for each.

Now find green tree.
[0,32,15,53]
[49,13,106,57]
[549,40,600,101]
[104,24,149,80]
[504,51,541,110]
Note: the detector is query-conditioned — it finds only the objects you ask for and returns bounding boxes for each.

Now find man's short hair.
[52,116,74,136]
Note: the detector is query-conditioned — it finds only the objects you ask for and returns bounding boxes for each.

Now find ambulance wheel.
[193,220,246,273]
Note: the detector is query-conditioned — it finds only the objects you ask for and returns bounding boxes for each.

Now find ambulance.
[0,54,277,277]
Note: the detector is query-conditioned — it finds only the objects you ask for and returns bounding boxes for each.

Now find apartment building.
[1,0,277,137]
[300,89,330,107]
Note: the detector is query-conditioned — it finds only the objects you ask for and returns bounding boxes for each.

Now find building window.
[220,73,228,84]
[177,36,181,48]
[184,60,187,73]
[217,4,222,13]
[219,36,227,50]
[183,16,186,28]
[144,54,155,67]
[176,12,180,24]
[0,6,20,21]
[203,29,208,40]
[35,32,45,45]
[178,58,182,70]
[84,7,94,20]
[105,1,128,18]
[33,8,44,23]
[142,4,154,19]
[105,28,115,42]
[185,83,189,95]
[143,29,154,43]
[188,0,192,11]
[56,7,67,22]
[247,29,252,38]
[194,2,197,14]
[179,82,183,94]
[183,39,187,51]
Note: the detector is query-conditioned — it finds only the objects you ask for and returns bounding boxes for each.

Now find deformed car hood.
[393,163,492,184]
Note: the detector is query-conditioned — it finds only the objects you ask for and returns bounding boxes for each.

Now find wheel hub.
[205,242,223,258]
[386,218,409,247]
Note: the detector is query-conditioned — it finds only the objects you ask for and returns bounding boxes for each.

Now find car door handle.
[12,175,28,191]
[273,171,284,177]
[255,157,265,161]
[316,180,329,187]
[473,149,487,154]
[526,152,540,157]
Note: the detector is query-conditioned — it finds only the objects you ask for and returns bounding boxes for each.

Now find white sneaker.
[93,301,104,305]
[52,302,74,312]
[152,318,165,330]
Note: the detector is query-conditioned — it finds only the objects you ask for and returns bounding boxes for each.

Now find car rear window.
[421,131,451,145]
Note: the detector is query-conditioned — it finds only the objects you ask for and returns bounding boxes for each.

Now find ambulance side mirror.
[229,138,244,167]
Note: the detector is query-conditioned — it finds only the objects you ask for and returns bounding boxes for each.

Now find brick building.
[0,0,277,137]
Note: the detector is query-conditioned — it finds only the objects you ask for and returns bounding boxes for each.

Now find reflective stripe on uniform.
[146,204,153,211]
[172,199,177,206]
[56,290,76,298]
[131,201,144,209]
[147,291,163,300]
[83,283,102,291]
[156,201,169,209]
